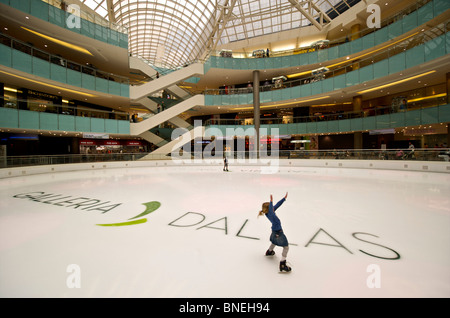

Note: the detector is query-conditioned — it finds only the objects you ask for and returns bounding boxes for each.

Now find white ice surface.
[0,165,449,298]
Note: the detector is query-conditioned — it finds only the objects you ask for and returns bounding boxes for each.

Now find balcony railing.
[0,32,131,94]
[205,101,449,127]
[0,98,131,135]
[204,20,449,97]
[1,98,129,121]
[1,0,128,46]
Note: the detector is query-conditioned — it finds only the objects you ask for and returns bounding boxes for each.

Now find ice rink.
[0,163,449,298]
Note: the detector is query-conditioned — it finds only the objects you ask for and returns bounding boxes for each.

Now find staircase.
[128,57,205,157]
[130,95,204,136]
[140,125,205,160]
[130,61,204,100]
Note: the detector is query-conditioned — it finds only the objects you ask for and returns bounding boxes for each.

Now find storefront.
[80,139,148,154]
[400,124,449,149]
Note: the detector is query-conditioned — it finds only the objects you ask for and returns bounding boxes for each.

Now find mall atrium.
[0,0,449,158]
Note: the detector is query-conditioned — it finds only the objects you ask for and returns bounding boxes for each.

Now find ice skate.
[279,260,291,273]
[265,249,275,256]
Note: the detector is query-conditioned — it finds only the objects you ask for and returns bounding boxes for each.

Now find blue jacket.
[265,198,285,231]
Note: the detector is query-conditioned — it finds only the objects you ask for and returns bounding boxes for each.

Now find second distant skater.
[223,155,229,171]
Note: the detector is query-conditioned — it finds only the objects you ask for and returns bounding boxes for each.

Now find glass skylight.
[78,0,357,68]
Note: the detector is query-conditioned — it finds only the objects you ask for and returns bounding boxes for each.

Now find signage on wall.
[369,129,395,135]
[126,141,143,146]
[403,128,436,136]
[80,139,143,146]
[83,133,109,139]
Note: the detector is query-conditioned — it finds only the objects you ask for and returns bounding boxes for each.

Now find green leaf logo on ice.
[96,201,161,227]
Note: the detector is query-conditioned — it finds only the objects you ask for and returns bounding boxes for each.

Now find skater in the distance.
[223,155,229,171]
[258,192,291,272]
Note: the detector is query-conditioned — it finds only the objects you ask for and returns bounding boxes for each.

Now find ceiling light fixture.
[21,27,93,56]
[0,70,97,97]
[356,70,436,94]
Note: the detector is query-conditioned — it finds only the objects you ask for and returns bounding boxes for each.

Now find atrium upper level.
[77,0,372,68]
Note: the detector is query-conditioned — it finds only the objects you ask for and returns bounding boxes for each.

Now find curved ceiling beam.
[288,0,332,31]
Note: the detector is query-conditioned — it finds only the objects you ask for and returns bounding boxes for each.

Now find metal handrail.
[1,148,449,169]
[277,148,450,162]
[0,153,149,168]
[205,101,448,126]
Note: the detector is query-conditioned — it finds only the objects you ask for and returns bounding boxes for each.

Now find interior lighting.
[407,93,446,103]
[287,32,419,79]
[286,70,313,79]
[0,70,97,97]
[273,45,296,52]
[275,95,331,106]
[21,27,93,56]
[232,96,331,111]
[330,32,421,70]
[356,71,436,94]
[311,102,352,107]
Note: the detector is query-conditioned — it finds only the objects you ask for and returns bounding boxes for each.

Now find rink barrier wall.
[0,159,449,179]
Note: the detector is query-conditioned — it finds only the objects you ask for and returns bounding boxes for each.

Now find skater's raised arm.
[273,193,287,211]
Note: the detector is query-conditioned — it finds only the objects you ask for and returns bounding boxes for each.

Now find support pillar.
[447,123,450,148]
[445,73,449,148]
[253,70,260,158]
[351,24,361,41]
[353,95,363,149]
[353,95,362,112]
[446,72,450,104]
[354,132,363,150]
[351,24,362,71]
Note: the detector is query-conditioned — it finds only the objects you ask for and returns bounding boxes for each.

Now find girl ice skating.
[259,192,291,272]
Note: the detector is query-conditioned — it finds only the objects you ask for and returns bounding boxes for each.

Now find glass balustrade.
[205,96,449,126]
[207,0,446,67]
[0,99,130,134]
[204,22,449,106]
[0,0,128,48]
[204,103,450,136]
[0,32,130,97]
